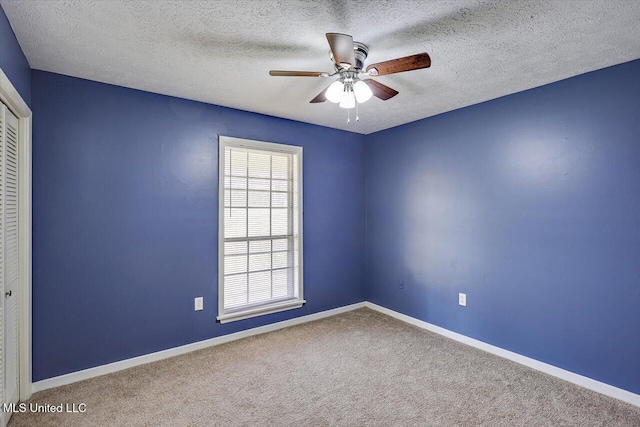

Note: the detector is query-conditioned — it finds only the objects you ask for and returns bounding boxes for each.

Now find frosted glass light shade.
[339,90,355,109]
[353,80,373,103]
[326,81,344,103]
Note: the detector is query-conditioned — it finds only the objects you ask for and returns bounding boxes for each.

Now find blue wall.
[31,70,366,381]
[0,4,30,106]
[365,60,640,394]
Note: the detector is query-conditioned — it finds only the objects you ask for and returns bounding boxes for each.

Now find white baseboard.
[31,300,640,409]
[31,302,366,393]
[364,302,640,408]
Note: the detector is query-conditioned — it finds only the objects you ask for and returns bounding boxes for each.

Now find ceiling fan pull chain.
[347,107,350,124]
[356,100,360,122]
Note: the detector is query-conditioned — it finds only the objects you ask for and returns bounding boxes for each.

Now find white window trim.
[217,136,304,323]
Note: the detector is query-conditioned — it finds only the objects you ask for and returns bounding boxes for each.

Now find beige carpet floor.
[10,308,640,426]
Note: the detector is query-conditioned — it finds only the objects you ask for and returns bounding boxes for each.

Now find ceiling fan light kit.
[270,33,431,123]
[326,72,372,107]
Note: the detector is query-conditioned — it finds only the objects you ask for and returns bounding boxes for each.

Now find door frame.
[0,67,32,403]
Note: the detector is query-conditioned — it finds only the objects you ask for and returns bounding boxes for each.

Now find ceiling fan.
[269,33,431,121]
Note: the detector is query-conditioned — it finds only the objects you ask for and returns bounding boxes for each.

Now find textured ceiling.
[2,0,640,134]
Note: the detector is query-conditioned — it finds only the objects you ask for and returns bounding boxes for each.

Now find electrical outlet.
[194,297,203,311]
[459,293,467,307]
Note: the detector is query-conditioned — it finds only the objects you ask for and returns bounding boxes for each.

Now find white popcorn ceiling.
[2,0,640,134]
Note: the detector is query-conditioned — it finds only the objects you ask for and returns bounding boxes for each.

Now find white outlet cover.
[195,297,203,311]
[459,293,467,307]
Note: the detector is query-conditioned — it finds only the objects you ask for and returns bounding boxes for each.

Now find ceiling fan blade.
[309,87,328,103]
[363,79,399,100]
[269,70,328,77]
[326,33,355,68]
[366,53,431,76]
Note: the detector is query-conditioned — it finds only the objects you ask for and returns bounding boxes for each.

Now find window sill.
[217,299,306,324]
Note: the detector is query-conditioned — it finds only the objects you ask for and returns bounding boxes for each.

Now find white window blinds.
[218,136,303,323]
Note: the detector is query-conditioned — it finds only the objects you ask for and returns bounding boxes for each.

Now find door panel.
[1,102,19,422]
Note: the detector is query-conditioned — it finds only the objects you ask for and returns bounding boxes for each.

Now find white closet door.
[1,102,19,411]
[0,102,4,412]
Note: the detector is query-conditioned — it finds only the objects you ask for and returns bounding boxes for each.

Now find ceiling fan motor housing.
[353,42,369,70]
[330,41,369,71]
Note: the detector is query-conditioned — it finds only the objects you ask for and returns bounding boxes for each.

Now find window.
[217,136,303,323]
